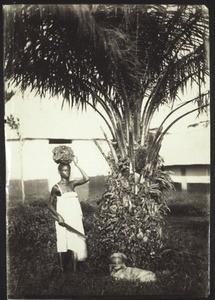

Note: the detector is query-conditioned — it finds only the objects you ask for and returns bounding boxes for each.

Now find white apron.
[55,184,87,261]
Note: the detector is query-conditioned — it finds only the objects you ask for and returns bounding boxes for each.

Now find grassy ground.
[7,191,210,298]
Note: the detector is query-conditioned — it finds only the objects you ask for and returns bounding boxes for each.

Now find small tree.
[6,114,25,202]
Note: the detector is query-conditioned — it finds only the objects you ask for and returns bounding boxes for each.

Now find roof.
[160,126,210,166]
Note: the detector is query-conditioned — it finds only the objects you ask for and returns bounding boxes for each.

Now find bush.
[167,191,210,216]
[8,200,55,255]
[80,201,111,273]
[7,199,62,295]
[7,199,109,282]
[7,197,209,297]
[94,154,175,268]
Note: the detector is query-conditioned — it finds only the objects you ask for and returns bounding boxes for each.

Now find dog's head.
[110,252,127,265]
[110,253,127,274]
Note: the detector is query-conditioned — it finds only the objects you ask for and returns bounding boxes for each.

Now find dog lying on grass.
[110,252,156,283]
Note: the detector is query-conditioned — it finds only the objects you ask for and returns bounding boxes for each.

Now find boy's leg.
[73,251,77,273]
[64,250,77,273]
[59,252,63,271]
[66,250,73,269]
[59,252,68,272]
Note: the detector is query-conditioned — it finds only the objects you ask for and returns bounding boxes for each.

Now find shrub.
[7,199,61,294]
[167,191,210,216]
[7,197,209,297]
[8,200,55,254]
[94,154,175,268]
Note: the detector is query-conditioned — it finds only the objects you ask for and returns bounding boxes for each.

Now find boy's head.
[58,163,71,179]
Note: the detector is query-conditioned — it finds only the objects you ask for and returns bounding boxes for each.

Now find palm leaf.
[4,4,209,160]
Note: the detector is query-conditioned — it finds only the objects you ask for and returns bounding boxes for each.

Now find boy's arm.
[47,185,65,224]
[72,157,89,188]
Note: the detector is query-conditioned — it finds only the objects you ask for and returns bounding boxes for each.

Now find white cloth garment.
[55,184,87,261]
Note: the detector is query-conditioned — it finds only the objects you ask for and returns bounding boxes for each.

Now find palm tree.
[4,4,209,164]
[4,4,209,265]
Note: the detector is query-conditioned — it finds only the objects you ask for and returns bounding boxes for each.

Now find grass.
[7,191,210,298]
[167,190,210,216]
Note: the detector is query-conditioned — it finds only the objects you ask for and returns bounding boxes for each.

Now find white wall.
[5,91,112,139]
[167,165,210,187]
[160,126,210,166]
[47,140,110,189]
[6,141,22,180]
[6,139,111,191]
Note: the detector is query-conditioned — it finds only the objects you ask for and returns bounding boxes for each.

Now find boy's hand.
[58,215,65,225]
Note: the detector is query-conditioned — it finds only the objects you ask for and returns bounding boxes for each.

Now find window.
[49,139,72,144]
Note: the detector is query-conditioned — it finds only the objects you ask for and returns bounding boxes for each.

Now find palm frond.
[4,4,209,158]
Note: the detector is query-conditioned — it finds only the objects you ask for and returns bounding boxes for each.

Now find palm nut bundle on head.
[52,145,75,164]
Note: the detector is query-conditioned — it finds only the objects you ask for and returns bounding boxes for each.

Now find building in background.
[5,89,210,202]
[6,137,110,202]
[160,123,210,193]
[5,91,111,202]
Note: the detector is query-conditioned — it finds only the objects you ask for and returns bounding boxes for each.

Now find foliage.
[4,5,209,163]
[167,191,210,216]
[4,9,209,184]
[95,152,175,267]
[7,197,209,297]
[6,114,25,202]
[5,90,15,102]
[4,5,138,106]
[7,200,56,261]
[135,145,148,174]
[4,4,209,280]
[6,114,21,138]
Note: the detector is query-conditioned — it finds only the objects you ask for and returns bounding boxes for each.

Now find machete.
[49,212,86,239]
[61,222,86,239]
